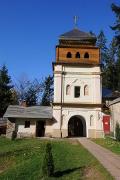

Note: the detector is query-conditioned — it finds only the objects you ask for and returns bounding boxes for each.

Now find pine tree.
[25,81,40,106]
[111,3,120,90]
[96,30,109,88]
[111,3,120,48]
[41,75,53,106]
[25,86,37,106]
[104,38,117,90]
[42,143,54,177]
[96,30,108,68]
[116,50,120,90]
[0,65,14,117]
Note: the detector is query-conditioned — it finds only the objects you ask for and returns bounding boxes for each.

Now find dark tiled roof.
[59,28,96,41]
[4,105,53,119]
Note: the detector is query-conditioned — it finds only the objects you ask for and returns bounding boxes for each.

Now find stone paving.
[78,138,120,180]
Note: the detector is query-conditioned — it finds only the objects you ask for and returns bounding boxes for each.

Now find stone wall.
[6,118,16,139]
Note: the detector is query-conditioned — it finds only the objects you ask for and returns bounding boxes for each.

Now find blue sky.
[0,0,119,83]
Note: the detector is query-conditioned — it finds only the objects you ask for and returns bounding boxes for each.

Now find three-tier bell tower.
[52,27,104,138]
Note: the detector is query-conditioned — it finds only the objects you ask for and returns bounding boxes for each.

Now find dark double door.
[68,116,83,137]
[36,121,45,137]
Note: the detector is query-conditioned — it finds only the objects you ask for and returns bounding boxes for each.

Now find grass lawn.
[0,137,113,180]
[92,137,120,155]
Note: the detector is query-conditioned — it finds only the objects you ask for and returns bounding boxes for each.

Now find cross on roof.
[74,16,79,28]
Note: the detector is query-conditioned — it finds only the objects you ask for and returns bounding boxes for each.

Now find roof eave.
[4,116,53,120]
[59,37,96,41]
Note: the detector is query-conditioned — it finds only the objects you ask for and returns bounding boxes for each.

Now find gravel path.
[78,138,120,180]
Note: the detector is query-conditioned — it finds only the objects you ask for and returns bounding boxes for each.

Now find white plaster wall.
[54,65,101,104]
[55,65,101,73]
[53,64,102,137]
[61,107,102,137]
[45,121,54,133]
[110,103,120,135]
[54,74,62,102]
[52,106,103,137]
[52,106,61,129]
[16,119,36,134]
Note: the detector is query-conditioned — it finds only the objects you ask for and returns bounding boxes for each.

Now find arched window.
[66,85,71,95]
[66,52,72,58]
[90,115,94,126]
[75,52,80,58]
[84,85,89,96]
[84,52,89,58]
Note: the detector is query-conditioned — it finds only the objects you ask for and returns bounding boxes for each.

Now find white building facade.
[52,28,104,138]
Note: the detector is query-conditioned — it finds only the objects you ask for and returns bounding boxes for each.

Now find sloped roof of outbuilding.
[109,97,120,106]
[59,28,96,41]
[4,105,53,119]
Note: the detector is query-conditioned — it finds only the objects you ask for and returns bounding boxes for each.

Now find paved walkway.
[78,138,120,180]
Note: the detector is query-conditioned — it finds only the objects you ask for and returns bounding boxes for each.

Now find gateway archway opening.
[68,116,86,137]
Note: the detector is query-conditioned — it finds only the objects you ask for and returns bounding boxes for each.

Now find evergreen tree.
[41,75,53,106]
[116,50,120,90]
[42,143,54,177]
[111,3,120,48]
[111,3,120,90]
[25,80,41,106]
[96,30,108,67]
[104,38,117,90]
[25,86,37,106]
[0,65,14,117]
[96,30,108,88]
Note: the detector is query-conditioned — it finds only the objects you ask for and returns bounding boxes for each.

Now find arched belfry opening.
[68,116,86,137]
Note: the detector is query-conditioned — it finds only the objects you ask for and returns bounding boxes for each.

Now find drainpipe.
[60,65,63,138]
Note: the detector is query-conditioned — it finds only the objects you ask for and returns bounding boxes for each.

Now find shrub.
[42,142,54,177]
[115,122,120,141]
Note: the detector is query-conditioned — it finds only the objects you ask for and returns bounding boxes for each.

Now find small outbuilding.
[4,105,53,138]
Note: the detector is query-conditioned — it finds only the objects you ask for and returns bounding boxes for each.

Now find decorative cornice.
[52,103,102,108]
[54,71,101,75]
[52,62,101,67]
[56,45,99,49]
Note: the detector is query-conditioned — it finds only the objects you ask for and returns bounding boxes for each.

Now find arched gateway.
[68,116,86,137]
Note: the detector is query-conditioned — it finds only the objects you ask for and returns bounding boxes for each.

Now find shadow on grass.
[54,166,84,177]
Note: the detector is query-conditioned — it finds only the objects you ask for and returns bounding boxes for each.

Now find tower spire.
[73,16,78,28]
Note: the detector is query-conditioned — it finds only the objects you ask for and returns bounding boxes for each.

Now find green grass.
[0,137,113,180]
[92,137,120,155]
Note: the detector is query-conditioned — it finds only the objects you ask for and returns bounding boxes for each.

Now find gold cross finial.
[74,16,78,28]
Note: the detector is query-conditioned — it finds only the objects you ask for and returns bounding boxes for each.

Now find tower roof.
[59,28,96,45]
